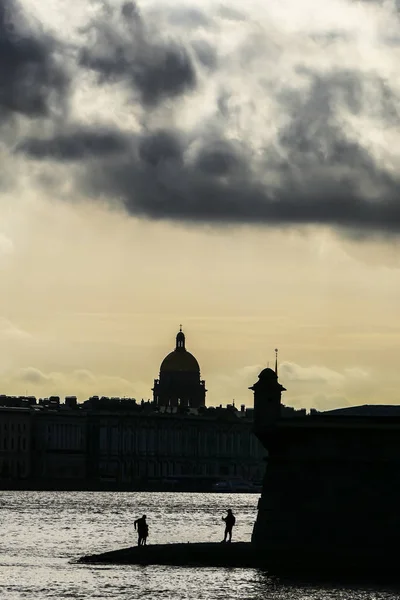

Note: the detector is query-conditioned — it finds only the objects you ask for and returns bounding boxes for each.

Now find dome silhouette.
[258,367,278,380]
[152,327,206,408]
[160,350,200,373]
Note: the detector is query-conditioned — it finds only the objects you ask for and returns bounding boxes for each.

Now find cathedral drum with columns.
[152,327,206,409]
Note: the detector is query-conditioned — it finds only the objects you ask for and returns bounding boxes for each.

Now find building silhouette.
[0,395,264,490]
[0,406,31,479]
[0,330,280,490]
[152,327,206,409]
[87,400,263,488]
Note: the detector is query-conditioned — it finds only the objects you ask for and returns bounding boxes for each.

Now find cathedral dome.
[160,327,200,373]
[153,326,206,409]
[160,350,200,373]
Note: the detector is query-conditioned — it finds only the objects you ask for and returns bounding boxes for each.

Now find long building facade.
[0,395,264,490]
[92,406,263,487]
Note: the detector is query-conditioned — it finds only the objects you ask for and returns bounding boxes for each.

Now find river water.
[0,491,398,599]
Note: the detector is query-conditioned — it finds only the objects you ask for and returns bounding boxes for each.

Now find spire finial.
[179,324,182,332]
[275,348,279,376]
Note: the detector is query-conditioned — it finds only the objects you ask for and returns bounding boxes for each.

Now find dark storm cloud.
[19,128,131,161]
[57,68,396,234]
[19,127,183,164]
[13,0,400,241]
[138,130,183,166]
[274,70,400,210]
[277,72,370,169]
[85,138,400,233]
[0,0,68,119]
[79,1,197,107]
[18,77,400,234]
[195,140,246,176]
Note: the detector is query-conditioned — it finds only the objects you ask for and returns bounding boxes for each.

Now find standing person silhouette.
[134,514,148,546]
[222,509,236,543]
[142,519,149,545]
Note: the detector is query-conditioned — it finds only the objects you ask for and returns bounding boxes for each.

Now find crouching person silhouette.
[222,509,236,543]
[134,514,148,546]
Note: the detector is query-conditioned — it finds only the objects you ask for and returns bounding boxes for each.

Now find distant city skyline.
[1,0,400,410]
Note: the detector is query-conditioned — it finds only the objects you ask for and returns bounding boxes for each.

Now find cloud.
[210,361,371,409]
[0,0,68,120]
[0,318,31,341]
[19,127,131,161]
[311,393,350,411]
[10,0,400,236]
[280,361,371,385]
[280,361,345,385]
[4,366,138,399]
[74,369,96,383]
[343,367,369,380]
[210,363,266,405]
[17,366,52,384]
[78,1,197,107]
[277,361,376,410]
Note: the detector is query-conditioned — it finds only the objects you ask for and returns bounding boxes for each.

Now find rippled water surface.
[0,491,399,599]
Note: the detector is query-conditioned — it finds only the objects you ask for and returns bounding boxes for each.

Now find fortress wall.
[252,422,400,567]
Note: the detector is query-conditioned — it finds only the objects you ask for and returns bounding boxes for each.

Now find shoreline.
[78,542,400,583]
[0,481,260,493]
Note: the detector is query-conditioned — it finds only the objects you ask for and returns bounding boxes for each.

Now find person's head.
[227,509,232,514]
[143,515,147,520]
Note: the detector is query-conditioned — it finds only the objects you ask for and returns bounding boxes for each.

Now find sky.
[1,0,400,409]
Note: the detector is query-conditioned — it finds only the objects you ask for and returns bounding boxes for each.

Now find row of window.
[99,427,263,458]
[0,422,27,432]
[0,458,28,478]
[98,459,263,479]
[45,424,85,450]
[0,437,27,451]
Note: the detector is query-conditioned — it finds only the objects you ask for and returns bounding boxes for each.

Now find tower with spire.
[249,349,286,429]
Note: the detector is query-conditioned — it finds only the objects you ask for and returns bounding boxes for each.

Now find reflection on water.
[0,491,399,599]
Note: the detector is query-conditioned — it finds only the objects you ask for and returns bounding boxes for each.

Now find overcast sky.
[1,0,400,409]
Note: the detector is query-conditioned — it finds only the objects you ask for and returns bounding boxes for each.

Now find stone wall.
[252,419,400,569]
